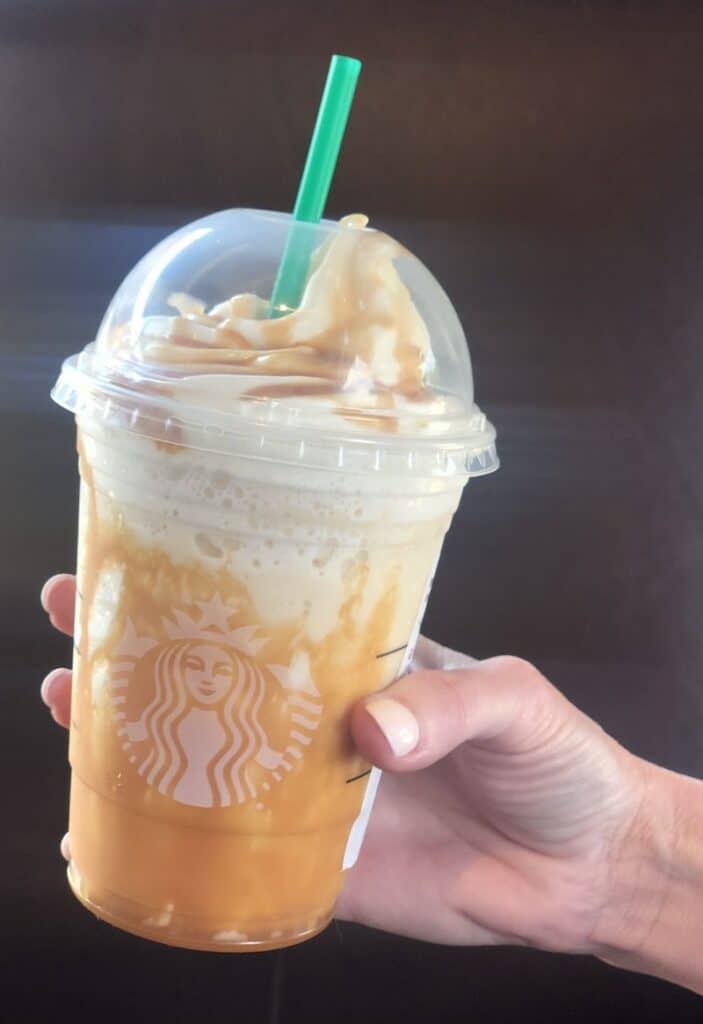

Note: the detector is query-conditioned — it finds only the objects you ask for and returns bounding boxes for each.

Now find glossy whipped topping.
[96,215,471,436]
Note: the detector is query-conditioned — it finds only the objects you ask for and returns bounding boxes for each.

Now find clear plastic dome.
[52,209,498,479]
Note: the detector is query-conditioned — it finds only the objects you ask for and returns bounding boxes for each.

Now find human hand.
[337,638,652,955]
[40,575,700,993]
[40,574,75,729]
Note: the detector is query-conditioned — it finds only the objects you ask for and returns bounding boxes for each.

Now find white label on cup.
[400,547,442,675]
[342,548,443,870]
[342,767,382,870]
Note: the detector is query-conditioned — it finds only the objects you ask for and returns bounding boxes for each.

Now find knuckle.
[492,655,555,712]
[493,655,544,689]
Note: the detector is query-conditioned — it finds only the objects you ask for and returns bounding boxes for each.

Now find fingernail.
[365,698,420,757]
[41,668,65,706]
[60,833,71,861]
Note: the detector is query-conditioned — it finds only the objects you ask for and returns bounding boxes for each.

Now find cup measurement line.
[346,768,372,784]
[375,643,408,660]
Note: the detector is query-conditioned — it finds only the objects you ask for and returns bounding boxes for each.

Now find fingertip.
[365,698,420,758]
[40,576,60,613]
[42,574,78,637]
[40,667,69,706]
[50,705,71,729]
[41,668,72,729]
[349,701,389,767]
[41,573,75,613]
[350,697,420,770]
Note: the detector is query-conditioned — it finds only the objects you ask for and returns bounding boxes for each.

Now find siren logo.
[107,594,322,808]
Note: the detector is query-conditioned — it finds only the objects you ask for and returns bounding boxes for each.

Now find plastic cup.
[51,210,498,952]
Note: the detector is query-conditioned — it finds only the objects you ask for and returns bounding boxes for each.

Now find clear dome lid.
[52,209,498,479]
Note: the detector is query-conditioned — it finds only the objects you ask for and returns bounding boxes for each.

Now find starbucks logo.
[107,594,322,808]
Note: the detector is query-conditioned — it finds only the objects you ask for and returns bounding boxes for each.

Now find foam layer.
[79,421,462,643]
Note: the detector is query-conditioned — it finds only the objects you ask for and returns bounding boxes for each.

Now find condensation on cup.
[51,209,498,951]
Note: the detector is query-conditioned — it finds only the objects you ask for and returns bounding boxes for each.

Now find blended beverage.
[52,210,497,951]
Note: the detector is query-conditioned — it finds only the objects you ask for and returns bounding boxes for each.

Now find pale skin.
[41,574,703,994]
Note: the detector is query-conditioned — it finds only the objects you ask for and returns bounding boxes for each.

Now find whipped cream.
[95,215,470,436]
[55,209,498,476]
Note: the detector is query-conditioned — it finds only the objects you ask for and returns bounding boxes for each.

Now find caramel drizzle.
[119,221,432,427]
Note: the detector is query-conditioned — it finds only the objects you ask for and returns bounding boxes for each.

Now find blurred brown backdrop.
[1,0,703,223]
[3,2,703,1023]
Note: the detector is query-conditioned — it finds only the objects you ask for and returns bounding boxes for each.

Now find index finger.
[40,574,77,636]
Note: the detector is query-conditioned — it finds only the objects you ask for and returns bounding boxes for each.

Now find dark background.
[3,0,703,1020]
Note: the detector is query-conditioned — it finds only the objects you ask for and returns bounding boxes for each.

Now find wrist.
[593,757,703,994]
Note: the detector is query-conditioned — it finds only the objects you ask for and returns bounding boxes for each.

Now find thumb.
[351,656,564,771]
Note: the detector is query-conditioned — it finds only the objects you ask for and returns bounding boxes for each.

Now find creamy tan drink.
[52,210,497,951]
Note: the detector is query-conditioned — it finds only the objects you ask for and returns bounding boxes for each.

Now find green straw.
[269,54,362,318]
